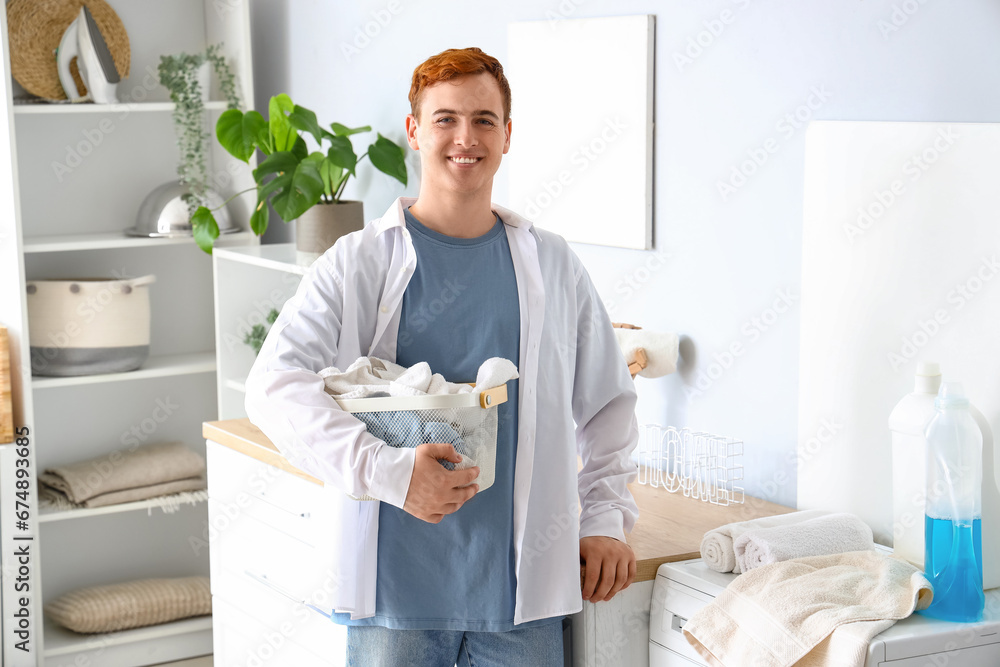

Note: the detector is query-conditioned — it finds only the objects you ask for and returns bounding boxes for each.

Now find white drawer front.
[650,577,712,664]
[212,594,339,667]
[208,496,341,615]
[207,440,330,546]
[214,563,348,662]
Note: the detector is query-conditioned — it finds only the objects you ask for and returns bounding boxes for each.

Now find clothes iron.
[56,6,120,103]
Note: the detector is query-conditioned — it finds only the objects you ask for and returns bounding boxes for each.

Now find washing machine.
[650,558,1000,666]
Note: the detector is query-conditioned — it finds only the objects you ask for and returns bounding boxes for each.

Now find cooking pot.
[27,275,156,376]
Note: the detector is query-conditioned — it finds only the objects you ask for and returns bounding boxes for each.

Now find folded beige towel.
[734,513,875,572]
[683,551,933,667]
[38,441,206,508]
[700,509,829,573]
[45,576,211,633]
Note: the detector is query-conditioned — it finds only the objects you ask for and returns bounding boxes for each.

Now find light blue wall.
[250,0,1000,508]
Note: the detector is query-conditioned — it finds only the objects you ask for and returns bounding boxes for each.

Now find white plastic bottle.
[920,382,984,622]
[888,361,941,568]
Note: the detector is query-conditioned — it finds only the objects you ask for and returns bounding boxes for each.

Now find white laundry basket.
[334,385,508,501]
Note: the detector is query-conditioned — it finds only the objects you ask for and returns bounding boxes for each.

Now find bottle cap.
[917,361,941,377]
[935,381,970,409]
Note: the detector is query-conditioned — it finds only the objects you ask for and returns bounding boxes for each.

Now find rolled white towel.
[700,509,830,573]
[613,328,679,378]
[734,512,876,572]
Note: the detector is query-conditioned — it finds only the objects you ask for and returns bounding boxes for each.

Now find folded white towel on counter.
[700,509,829,573]
[734,512,876,572]
[683,551,933,667]
[320,356,518,399]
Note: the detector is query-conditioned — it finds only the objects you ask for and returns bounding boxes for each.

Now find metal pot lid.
[126,180,240,238]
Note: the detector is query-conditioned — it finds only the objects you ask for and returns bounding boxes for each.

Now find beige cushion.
[44,576,211,634]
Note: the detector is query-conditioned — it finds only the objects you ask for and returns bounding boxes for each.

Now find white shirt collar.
[374,197,533,236]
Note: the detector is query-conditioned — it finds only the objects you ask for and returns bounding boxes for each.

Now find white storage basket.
[334,385,508,501]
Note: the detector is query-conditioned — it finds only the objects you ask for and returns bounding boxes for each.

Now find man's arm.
[571,263,640,602]
[244,251,414,506]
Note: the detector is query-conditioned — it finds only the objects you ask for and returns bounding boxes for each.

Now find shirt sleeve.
[571,263,640,542]
[243,251,415,508]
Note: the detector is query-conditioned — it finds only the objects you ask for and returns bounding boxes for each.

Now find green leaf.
[253,151,297,220]
[330,122,371,137]
[270,158,324,221]
[326,136,357,173]
[216,109,266,162]
[249,199,269,236]
[288,105,325,146]
[258,170,289,201]
[191,206,220,254]
[291,135,309,161]
[269,94,296,152]
[319,158,344,199]
[253,151,298,181]
[368,134,408,186]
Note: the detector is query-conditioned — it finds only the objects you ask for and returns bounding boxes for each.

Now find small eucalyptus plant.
[244,308,280,355]
[159,43,241,214]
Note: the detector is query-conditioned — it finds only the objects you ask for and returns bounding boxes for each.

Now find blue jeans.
[346,621,565,667]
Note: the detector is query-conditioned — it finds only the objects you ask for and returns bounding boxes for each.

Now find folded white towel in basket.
[320,356,518,399]
[734,512,876,573]
[700,509,830,573]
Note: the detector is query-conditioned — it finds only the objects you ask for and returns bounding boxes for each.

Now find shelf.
[214,243,310,275]
[224,378,247,393]
[43,614,212,658]
[24,230,254,253]
[39,489,209,523]
[32,352,216,390]
[14,100,230,115]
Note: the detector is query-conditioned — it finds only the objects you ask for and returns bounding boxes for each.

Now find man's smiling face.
[406,72,512,199]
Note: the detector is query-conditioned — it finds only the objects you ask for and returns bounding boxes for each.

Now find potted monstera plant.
[193,94,407,262]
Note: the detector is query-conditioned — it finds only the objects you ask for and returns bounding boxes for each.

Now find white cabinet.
[0,2,256,663]
[213,244,305,419]
[206,439,346,667]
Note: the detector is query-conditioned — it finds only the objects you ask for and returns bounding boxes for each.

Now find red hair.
[409,47,511,122]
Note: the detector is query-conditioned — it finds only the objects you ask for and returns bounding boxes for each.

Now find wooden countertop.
[203,418,794,582]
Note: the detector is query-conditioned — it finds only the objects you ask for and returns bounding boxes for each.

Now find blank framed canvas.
[506,15,654,249]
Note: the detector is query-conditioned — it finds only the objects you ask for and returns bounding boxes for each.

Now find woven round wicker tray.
[7,0,130,100]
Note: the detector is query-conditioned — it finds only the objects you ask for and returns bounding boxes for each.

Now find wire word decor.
[635,424,744,506]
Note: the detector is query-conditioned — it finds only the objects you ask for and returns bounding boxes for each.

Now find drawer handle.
[252,491,311,519]
[244,570,330,619]
[671,614,687,632]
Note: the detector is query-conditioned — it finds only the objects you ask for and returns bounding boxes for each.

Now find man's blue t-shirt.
[332,208,558,631]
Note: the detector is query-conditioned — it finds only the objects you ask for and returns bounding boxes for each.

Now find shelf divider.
[32,352,216,390]
[23,230,253,254]
[42,615,213,658]
[14,101,230,115]
[38,490,209,524]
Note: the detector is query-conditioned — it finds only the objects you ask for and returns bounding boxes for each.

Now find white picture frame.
[506,15,655,249]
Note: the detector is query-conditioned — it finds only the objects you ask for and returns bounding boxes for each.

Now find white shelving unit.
[213,244,306,420]
[0,1,257,664]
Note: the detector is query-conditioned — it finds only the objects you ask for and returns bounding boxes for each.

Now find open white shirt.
[245,197,639,623]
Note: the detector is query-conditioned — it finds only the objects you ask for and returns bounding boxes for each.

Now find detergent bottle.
[920,382,984,622]
[889,362,942,569]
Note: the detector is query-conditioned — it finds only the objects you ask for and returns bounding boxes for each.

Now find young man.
[245,47,639,666]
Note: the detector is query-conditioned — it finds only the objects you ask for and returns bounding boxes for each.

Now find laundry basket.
[334,385,508,501]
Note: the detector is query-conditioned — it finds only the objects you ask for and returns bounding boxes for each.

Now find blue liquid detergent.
[920,516,984,622]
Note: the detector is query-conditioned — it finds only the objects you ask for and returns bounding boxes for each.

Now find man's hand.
[402,442,479,524]
[580,536,636,602]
